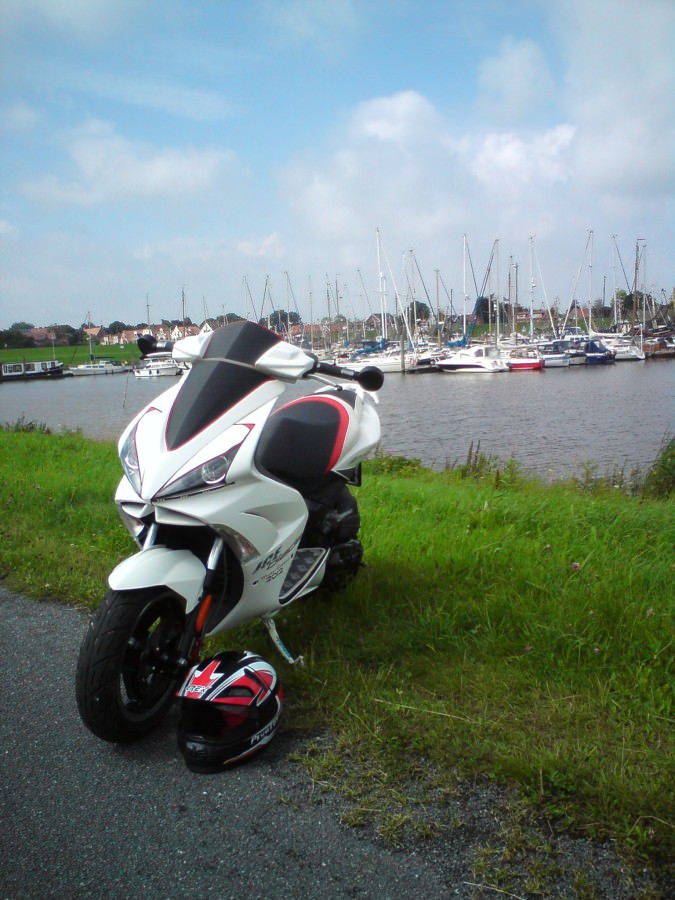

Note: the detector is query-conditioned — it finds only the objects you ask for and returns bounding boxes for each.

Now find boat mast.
[462,234,468,337]
[376,228,387,342]
[611,236,618,327]
[494,239,500,345]
[588,230,594,333]
[307,276,314,353]
[528,236,535,341]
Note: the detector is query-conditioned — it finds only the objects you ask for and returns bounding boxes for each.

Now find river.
[1,361,673,482]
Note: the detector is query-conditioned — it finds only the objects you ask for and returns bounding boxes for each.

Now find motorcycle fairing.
[111,320,381,635]
[165,323,282,450]
[108,546,206,610]
[254,393,351,489]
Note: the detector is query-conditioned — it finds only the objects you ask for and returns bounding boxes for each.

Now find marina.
[1,357,672,482]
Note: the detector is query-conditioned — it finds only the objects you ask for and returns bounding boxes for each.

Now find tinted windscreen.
[165,322,280,450]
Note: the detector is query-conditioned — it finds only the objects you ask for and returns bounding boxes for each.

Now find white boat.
[592,335,645,361]
[133,352,183,378]
[70,359,131,376]
[537,343,571,368]
[549,339,586,365]
[435,344,508,373]
[505,347,545,371]
[346,351,411,374]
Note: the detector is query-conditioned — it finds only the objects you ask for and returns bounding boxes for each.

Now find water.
[1,363,673,481]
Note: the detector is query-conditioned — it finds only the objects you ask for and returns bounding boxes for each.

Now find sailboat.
[347,230,414,374]
[70,316,131,376]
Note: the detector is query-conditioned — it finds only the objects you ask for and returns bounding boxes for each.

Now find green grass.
[0,428,672,870]
[0,343,140,367]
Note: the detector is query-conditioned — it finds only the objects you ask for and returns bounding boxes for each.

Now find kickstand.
[262,617,305,667]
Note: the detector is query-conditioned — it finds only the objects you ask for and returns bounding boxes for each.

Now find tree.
[263,309,300,332]
[0,329,35,348]
[405,301,430,322]
[9,321,34,332]
[107,321,127,335]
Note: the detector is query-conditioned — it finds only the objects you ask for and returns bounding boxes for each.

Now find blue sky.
[1,0,673,329]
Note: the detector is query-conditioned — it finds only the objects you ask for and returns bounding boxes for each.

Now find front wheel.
[76,587,186,742]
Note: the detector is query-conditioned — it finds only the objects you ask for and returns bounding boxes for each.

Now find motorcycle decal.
[252,538,300,577]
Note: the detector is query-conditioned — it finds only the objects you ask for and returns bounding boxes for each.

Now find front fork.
[171,531,306,671]
[175,535,226,669]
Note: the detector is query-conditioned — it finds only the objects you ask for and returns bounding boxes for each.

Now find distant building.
[25,327,58,345]
[83,325,105,342]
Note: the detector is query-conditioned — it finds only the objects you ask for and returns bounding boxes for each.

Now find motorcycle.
[75,320,383,744]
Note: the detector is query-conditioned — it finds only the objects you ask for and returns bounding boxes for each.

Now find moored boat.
[133,352,183,378]
[435,344,508,373]
[1,359,66,382]
[643,337,675,359]
[537,343,571,368]
[589,332,645,361]
[505,348,544,371]
[581,340,616,365]
[69,359,131,376]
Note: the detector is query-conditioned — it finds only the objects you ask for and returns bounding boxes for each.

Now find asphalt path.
[2,587,669,899]
[0,586,463,899]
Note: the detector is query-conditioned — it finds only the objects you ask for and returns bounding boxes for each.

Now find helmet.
[177,650,282,772]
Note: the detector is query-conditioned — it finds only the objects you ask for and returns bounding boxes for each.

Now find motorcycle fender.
[108,547,206,612]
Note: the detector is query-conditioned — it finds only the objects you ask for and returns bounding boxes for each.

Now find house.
[25,327,58,346]
[83,325,106,342]
[365,313,397,332]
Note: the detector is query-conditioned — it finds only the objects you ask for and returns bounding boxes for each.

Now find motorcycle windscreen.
[165,322,280,450]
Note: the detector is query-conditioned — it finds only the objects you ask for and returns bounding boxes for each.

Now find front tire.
[76,587,186,742]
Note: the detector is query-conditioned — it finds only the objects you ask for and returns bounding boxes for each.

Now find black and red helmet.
[177,650,282,772]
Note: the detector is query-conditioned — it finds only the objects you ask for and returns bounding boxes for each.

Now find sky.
[1,0,673,330]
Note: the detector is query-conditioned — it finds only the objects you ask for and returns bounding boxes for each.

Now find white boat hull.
[435,345,508,373]
[70,361,131,376]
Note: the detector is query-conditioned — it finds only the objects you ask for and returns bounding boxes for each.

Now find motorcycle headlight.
[157,441,245,499]
[120,426,142,495]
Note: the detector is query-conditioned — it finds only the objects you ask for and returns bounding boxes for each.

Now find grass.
[0,427,672,874]
[0,343,140,367]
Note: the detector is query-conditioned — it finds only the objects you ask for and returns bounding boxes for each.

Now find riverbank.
[1,356,674,483]
[0,429,672,893]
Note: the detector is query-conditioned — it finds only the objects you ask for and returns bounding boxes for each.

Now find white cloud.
[63,73,232,122]
[281,90,578,262]
[133,237,231,266]
[0,0,139,42]
[1,102,41,132]
[20,120,243,206]
[477,37,556,122]
[348,91,444,146]
[258,0,360,49]
[554,0,675,196]
[236,234,284,259]
[0,219,19,236]
[471,126,575,197]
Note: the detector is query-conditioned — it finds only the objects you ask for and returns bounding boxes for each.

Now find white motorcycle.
[76,321,383,744]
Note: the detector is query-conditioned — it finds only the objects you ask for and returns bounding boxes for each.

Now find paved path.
[0,587,456,899]
[2,587,669,899]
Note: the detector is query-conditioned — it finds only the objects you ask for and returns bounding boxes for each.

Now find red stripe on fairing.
[279,395,350,472]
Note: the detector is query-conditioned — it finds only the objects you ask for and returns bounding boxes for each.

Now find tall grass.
[0,428,672,865]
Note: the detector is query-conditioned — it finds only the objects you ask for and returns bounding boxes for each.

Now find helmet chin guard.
[177,650,282,772]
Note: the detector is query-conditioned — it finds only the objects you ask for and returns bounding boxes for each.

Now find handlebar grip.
[137,335,174,358]
[312,359,384,392]
[314,360,359,380]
